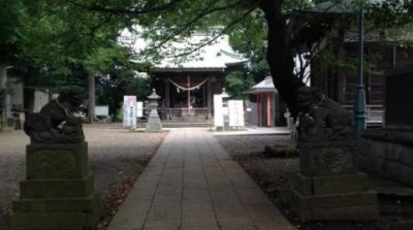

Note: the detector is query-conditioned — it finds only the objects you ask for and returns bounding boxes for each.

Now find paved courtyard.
[107,128,296,230]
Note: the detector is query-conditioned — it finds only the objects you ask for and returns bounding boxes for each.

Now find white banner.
[229,100,244,127]
[123,96,137,128]
[213,95,224,127]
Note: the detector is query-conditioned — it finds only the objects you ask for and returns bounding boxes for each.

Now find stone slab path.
[107,128,296,230]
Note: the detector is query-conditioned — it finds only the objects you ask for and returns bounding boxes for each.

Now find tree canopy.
[2,0,412,118]
[1,0,142,117]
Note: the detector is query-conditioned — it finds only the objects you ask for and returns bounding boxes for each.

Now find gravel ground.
[216,134,413,230]
[216,134,299,205]
[0,124,167,230]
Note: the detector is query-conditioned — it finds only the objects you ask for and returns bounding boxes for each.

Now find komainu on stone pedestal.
[11,86,101,230]
[23,86,85,144]
[291,87,379,222]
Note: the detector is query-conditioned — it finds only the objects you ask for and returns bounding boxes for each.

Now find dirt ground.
[216,134,413,230]
[0,124,167,230]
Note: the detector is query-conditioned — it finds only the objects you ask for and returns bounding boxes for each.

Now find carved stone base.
[291,172,379,222]
[299,141,359,176]
[10,143,101,230]
[292,140,379,222]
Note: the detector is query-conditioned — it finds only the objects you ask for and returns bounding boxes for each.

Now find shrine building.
[148,35,247,121]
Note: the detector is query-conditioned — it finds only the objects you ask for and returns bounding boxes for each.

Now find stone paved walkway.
[107,128,296,230]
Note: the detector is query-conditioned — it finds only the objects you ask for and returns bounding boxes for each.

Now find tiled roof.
[120,28,248,70]
[244,76,278,94]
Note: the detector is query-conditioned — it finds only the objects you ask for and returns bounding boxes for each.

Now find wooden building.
[306,1,413,126]
[149,35,247,121]
[312,41,413,127]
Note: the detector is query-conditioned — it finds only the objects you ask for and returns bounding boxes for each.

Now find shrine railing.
[342,104,384,127]
[143,108,210,121]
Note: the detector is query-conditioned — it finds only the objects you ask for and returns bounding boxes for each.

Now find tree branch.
[71,0,185,16]
[149,0,248,50]
[160,6,256,59]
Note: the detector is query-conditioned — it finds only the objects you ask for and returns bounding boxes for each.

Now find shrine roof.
[152,67,227,72]
[120,28,248,71]
[244,76,278,94]
[155,36,247,70]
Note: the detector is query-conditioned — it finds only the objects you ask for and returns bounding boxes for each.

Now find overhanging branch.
[75,0,185,16]
[161,6,257,59]
[150,0,249,50]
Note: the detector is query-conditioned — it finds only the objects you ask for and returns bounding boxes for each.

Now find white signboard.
[123,96,137,128]
[228,100,244,127]
[213,95,224,127]
[136,101,143,118]
[95,105,109,117]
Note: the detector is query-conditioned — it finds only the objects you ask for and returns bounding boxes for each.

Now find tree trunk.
[88,74,96,123]
[23,68,36,118]
[0,64,6,88]
[258,1,305,117]
[0,63,7,130]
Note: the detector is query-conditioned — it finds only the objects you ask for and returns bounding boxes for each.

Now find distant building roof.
[120,28,248,72]
[295,0,413,43]
[152,42,248,72]
[313,0,383,13]
[244,76,278,94]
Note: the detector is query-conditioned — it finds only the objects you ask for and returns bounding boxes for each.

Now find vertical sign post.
[228,100,245,128]
[214,94,224,130]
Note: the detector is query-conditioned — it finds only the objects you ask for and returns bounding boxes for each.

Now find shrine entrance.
[153,70,226,121]
[168,75,208,109]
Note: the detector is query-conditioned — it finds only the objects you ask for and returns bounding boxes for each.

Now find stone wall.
[362,129,413,186]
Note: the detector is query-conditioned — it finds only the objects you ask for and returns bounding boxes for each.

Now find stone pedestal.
[10,143,101,230]
[291,141,379,222]
[145,109,163,132]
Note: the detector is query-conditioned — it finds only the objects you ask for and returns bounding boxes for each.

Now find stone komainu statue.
[24,86,85,144]
[296,86,353,142]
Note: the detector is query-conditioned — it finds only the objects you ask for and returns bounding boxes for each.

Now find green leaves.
[84,45,132,75]
[5,0,137,90]
[226,70,255,99]
[0,0,23,43]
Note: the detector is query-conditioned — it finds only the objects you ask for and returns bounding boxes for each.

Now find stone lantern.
[145,89,163,132]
